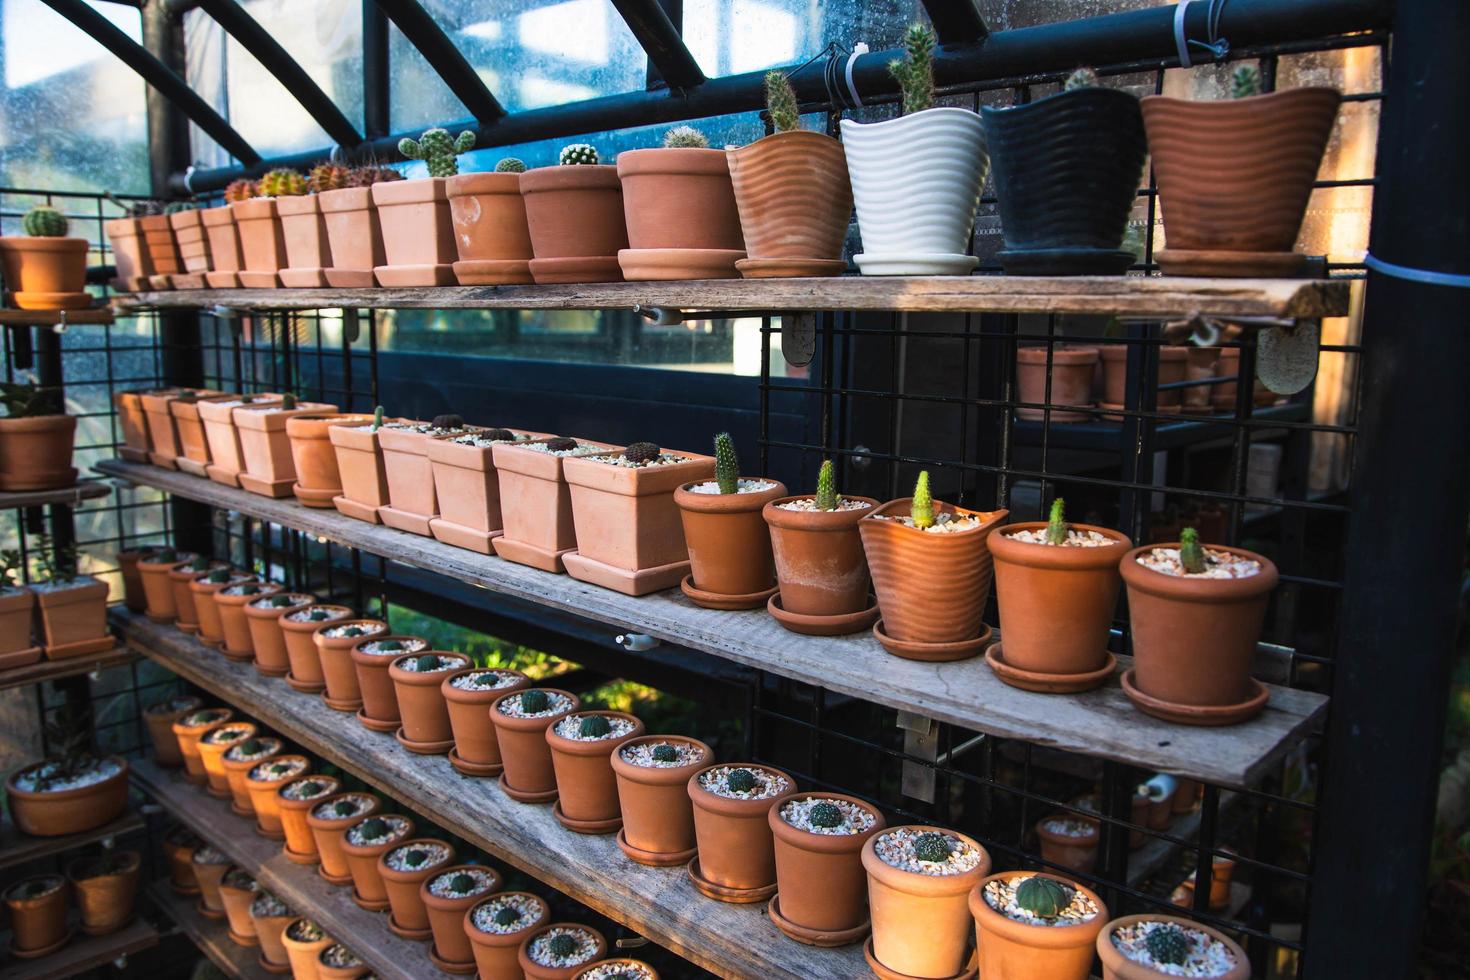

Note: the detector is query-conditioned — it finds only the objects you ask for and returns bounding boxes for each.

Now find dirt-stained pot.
[610,735,713,865]
[441,667,530,776]
[546,710,645,833]
[278,775,341,864]
[172,707,233,783]
[318,187,383,288]
[4,875,68,954]
[350,633,430,730]
[862,826,990,978]
[221,736,285,815]
[1016,346,1100,422]
[372,177,458,286]
[142,693,202,767]
[378,837,456,939]
[6,755,128,836]
[675,477,788,605]
[66,850,140,935]
[244,754,312,839]
[197,720,258,798]
[426,427,555,553]
[446,172,535,284]
[201,205,243,287]
[491,439,619,573]
[139,549,195,622]
[231,198,286,287]
[199,394,283,487]
[1096,913,1250,980]
[727,130,852,278]
[969,871,1108,980]
[328,417,400,523]
[190,570,257,647]
[287,413,374,507]
[769,792,886,940]
[305,792,382,884]
[244,592,317,677]
[234,400,338,498]
[0,585,36,667]
[280,604,353,692]
[616,147,746,280]
[169,558,230,633]
[421,864,504,973]
[218,869,260,945]
[688,763,795,898]
[1036,813,1101,875]
[517,922,608,980]
[0,414,77,492]
[277,194,331,287]
[489,687,580,802]
[389,653,469,752]
[216,581,283,661]
[281,917,335,980]
[341,812,416,911]
[763,493,879,625]
[312,618,388,711]
[464,891,550,978]
[521,165,629,284]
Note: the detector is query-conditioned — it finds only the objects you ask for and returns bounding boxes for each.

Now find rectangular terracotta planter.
[140,389,225,469]
[378,423,466,535]
[328,419,405,523]
[491,439,619,573]
[104,217,153,291]
[276,195,331,287]
[425,428,556,553]
[231,198,286,287]
[34,577,113,659]
[201,205,242,287]
[199,394,283,487]
[115,387,174,463]
[234,401,337,497]
[168,209,211,280]
[563,449,714,595]
[0,587,39,668]
[140,214,182,283]
[371,178,457,286]
[169,393,235,477]
[318,187,384,288]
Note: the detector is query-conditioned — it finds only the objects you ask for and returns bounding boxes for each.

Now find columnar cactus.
[519,689,549,713]
[913,832,952,863]
[1145,924,1192,964]
[663,125,709,148]
[911,471,934,528]
[888,22,936,115]
[714,432,739,494]
[398,128,476,178]
[259,169,308,197]
[1065,67,1099,91]
[764,70,800,133]
[370,406,384,432]
[1045,498,1068,545]
[559,143,600,165]
[1179,527,1207,574]
[223,179,257,203]
[308,163,350,193]
[22,206,67,237]
[578,715,611,738]
[1231,65,1261,98]
[1014,876,1072,918]
[495,157,527,173]
[281,393,297,410]
[814,459,839,511]
[623,442,660,464]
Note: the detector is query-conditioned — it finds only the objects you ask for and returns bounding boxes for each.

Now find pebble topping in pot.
[319,944,362,969]
[874,828,983,875]
[312,794,374,821]
[872,512,982,533]
[525,926,600,968]
[250,756,307,782]
[1040,815,1098,839]
[1005,526,1115,547]
[686,478,776,494]
[286,918,324,942]
[619,740,706,768]
[451,669,523,692]
[288,606,350,623]
[1110,919,1238,977]
[345,814,410,847]
[321,621,386,639]
[356,637,426,656]
[983,875,1099,926]
[497,689,573,719]
[776,497,870,512]
[394,653,466,673]
[250,891,289,918]
[201,723,254,745]
[551,713,635,741]
[470,893,546,934]
[1137,546,1261,579]
[225,737,279,763]
[427,866,497,898]
[779,797,877,836]
[192,845,229,865]
[384,841,451,872]
[181,708,230,728]
[280,777,336,801]
[697,766,789,800]
[579,963,655,980]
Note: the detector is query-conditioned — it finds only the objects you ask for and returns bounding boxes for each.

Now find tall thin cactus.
[765,70,800,133]
[714,432,739,495]
[814,460,839,511]
[1179,527,1207,573]
[911,471,934,528]
[1045,498,1068,545]
[888,22,936,115]
[370,406,384,432]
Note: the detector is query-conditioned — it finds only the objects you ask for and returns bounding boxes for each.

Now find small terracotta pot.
[489,688,580,800]
[379,424,465,534]
[863,826,990,977]
[6,756,129,836]
[674,478,788,600]
[1182,349,1220,413]
[305,792,382,882]
[170,558,229,633]
[1016,346,1099,422]
[770,792,885,935]
[0,236,89,305]
[378,838,456,936]
[138,549,195,622]
[281,919,335,980]
[0,587,36,666]
[1212,348,1276,410]
[114,388,154,460]
[616,147,745,280]
[244,592,317,677]
[328,419,397,522]
[573,960,659,980]
[216,582,284,660]
[389,653,469,749]
[190,571,257,647]
[252,904,296,971]
[1172,778,1200,814]
[277,194,331,287]
[169,208,210,275]
[688,764,795,894]
[197,721,258,797]
[218,872,260,944]
[199,395,283,487]
[143,694,202,767]
[117,547,154,614]
[491,439,619,573]
[969,871,1108,980]
[221,736,284,814]
[140,213,181,277]
[426,427,555,553]
[1174,856,1237,911]
[235,401,338,497]
[442,668,530,772]
[1036,814,1101,874]
[422,865,504,970]
[172,708,233,783]
[727,130,851,277]
[313,619,388,711]
[106,217,153,288]
[162,828,200,893]
[278,775,341,863]
[4,876,68,953]
[372,177,458,285]
[192,851,232,915]
[0,415,77,492]
[463,892,549,978]
[1146,788,1173,830]
[517,923,608,980]
[610,735,712,862]
[142,387,224,468]
[317,947,370,980]
[763,494,879,619]
[201,205,242,286]
[232,198,286,287]
[447,172,534,284]
[341,814,416,909]
[349,634,430,727]
[67,851,141,936]
[1098,346,1189,413]
[244,754,311,837]
[546,711,645,830]
[319,187,384,288]
[35,576,111,659]
[281,605,354,690]
[1097,914,1249,980]
[287,413,374,506]
[521,165,628,284]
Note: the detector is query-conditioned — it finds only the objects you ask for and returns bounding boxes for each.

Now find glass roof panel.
[388,20,469,133]
[681,0,923,78]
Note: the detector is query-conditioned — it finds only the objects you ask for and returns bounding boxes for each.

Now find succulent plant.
[520,689,550,713]
[495,157,527,173]
[269,761,290,776]
[307,608,332,620]
[663,125,709,149]
[913,832,952,863]
[1145,923,1192,964]
[238,738,260,754]
[726,768,756,793]
[333,799,355,817]
[808,801,843,828]
[345,165,403,187]
[341,625,366,637]
[888,22,935,115]
[1065,67,1099,91]
[1231,64,1261,99]
[714,432,739,494]
[432,414,464,430]
[189,557,211,571]
[23,205,67,237]
[544,436,578,453]
[403,848,427,868]
[764,69,800,133]
[268,594,295,607]
[1179,527,1207,574]
[483,427,515,441]
[223,179,257,203]
[559,143,600,166]
[377,639,404,652]
[415,654,438,672]
[911,471,934,528]
[238,583,260,595]
[358,816,387,839]
[1014,875,1072,918]
[1045,498,1068,545]
[493,905,521,926]
[578,714,612,738]
[623,441,660,464]
[399,128,476,178]
[308,163,350,193]
[371,406,384,432]
[281,393,297,410]
[652,744,679,763]
[206,568,230,584]
[548,933,577,958]
[155,548,177,563]
[259,168,308,197]
[814,459,839,511]
[449,872,475,893]
[299,779,323,796]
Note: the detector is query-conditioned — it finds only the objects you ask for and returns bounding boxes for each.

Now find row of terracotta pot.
[0,573,113,670]
[1037,776,1205,875]
[3,852,142,956]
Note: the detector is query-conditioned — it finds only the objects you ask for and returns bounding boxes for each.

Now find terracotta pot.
[1016,346,1100,422]
[517,923,608,980]
[372,178,457,285]
[277,194,331,287]
[858,498,1007,655]
[199,395,283,487]
[446,172,535,284]
[222,736,285,815]
[1174,856,1237,911]
[341,813,416,908]
[143,694,202,767]
[489,688,580,800]
[491,439,619,573]
[616,147,745,279]
[142,387,225,468]
[105,217,153,288]
[252,904,296,971]
[172,707,233,783]
[174,392,246,472]
[389,653,469,748]
[197,720,257,797]
[1098,346,1189,413]
[1097,913,1250,980]
[192,851,232,915]
[313,619,388,711]
[139,214,181,277]
[169,208,210,276]
[726,130,851,277]
[216,581,284,659]
[1130,789,1151,849]
[464,892,549,979]
[442,667,530,772]
[1141,88,1341,276]
[306,792,382,881]
[281,918,334,980]
[317,948,370,980]
[1172,778,1200,813]
[190,571,257,647]
[201,205,242,287]
[863,826,990,977]
[0,587,37,665]
[287,413,373,507]
[6,756,128,836]
[521,165,628,284]
[138,550,193,622]
[114,388,157,461]
[1036,814,1101,875]
[969,871,1108,980]
[67,851,140,935]
[546,710,645,829]
[169,558,229,633]
[763,494,879,620]
[328,419,399,522]
[562,449,714,595]
[378,423,467,534]
[281,604,353,690]
[244,592,318,677]
[117,547,154,614]
[218,872,260,944]
[244,754,311,837]
[234,401,338,498]
[0,415,77,491]
[1146,786,1173,830]
[318,187,384,288]
[1120,542,1278,718]
[426,428,555,553]
[35,577,111,659]
[1213,348,1276,410]
[4,876,68,953]
[422,865,504,970]
[770,792,885,934]
[232,198,286,287]
[674,478,788,599]
[1182,349,1221,413]
[988,521,1131,681]
[162,827,199,893]
[573,960,658,980]
[377,838,456,936]
[610,735,712,862]
[688,763,795,894]
[278,775,342,863]
[0,236,89,307]
[349,634,429,727]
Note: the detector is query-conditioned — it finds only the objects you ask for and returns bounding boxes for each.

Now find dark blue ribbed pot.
[982,88,1147,275]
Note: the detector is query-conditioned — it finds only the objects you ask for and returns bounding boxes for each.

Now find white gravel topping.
[983,875,1099,926]
[1110,920,1238,977]
[686,478,775,494]
[288,606,350,623]
[470,894,546,934]
[212,397,274,409]
[584,452,688,468]
[393,653,465,673]
[250,757,307,782]
[357,637,426,656]
[286,919,324,942]
[250,593,312,610]
[221,582,273,596]
[322,622,385,639]
[1005,527,1116,547]
[220,869,257,891]
[312,794,374,821]
[192,846,229,865]
[776,497,871,512]
[579,963,655,980]
[30,578,99,593]
[250,892,289,918]
[384,841,450,872]
[180,708,231,728]
[319,944,362,969]
[280,777,335,801]
[1040,816,1098,839]
[551,714,635,741]
[779,797,877,836]
[13,757,122,793]
[1137,546,1261,579]
[874,828,983,875]
[345,814,410,847]
[225,738,279,763]
[451,670,523,692]
[146,696,199,716]
[619,740,707,769]
[6,877,62,901]
[697,766,789,800]
[873,513,982,533]
[520,440,604,457]
[451,430,533,448]
[496,690,573,719]
[201,723,254,746]
[526,927,600,968]
[426,867,496,899]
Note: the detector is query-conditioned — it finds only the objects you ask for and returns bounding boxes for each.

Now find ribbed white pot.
[840,107,989,275]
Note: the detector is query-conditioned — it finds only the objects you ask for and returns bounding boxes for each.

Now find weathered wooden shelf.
[148,881,276,980]
[0,482,111,510]
[119,611,867,980]
[99,458,1329,789]
[0,811,144,871]
[108,276,1350,319]
[0,646,136,693]
[0,918,157,980]
[0,308,114,327]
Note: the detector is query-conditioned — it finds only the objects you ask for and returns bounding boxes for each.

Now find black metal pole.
[362,0,390,141]
[1306,1,1470,976]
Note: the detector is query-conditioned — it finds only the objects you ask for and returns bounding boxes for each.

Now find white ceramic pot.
[840,107,989,275]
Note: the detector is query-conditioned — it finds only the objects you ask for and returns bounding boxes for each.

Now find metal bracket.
[632,305,683,326]
[896,710,939,804]
[780,313,816,368]
[615,633,660,651]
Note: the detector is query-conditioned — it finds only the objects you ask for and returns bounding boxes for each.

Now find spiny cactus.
[358,816,387,839]
[223,179,257,203]
[1179,527,1206,574]
[1014,876,1072,918]
[913,832,952,863]
[559,143,600,166]
[814,459,839,511]
[341,625,366,638]
[495,157,527,173]
[281,393,297,410]
[23,205,67,237]
[765,70,800,133]
[544,436,578,453]
[623,442,660,464]
[415,654,438,672]
[238,583,260,595]
[298,779,323,796]
[726,768,756,793]
[268,594,296,607]
[404,848,427,868]
[449,872,475,893]
[259,169,308,197]
[307,608,332,620]
[156,548,177,563]
[548,934,577,958]
[238,738,260,755]
[308,163,350,193]
[663,125,709,148]
[520,689,550,713]
[579,715,612,738]
[1045,498,1068,545]
[888,22,935,115]
[911,471,934,528]
[493,905,521,926]
[1145,923,1192,964]
[333,799,355,817]
[378,639,404,652]
[432,413,464,430]
[714,432,739,494]
[1231,65,1261,98]
[188,557,211,571]
[483,428,515,441]
[371,406,384,432]
[345,165,403,188]
[399,128,476,178]
[808,801,843,828]
[1065,67,1099,91]
[206,568,230,584]
[652,744,678,763]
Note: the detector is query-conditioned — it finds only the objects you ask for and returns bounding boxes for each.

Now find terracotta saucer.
[285,672,324,693]
[253,660,289,679]
[205,465,243,488]
[378,506,435,536]
[853,252,979,276]
[491,536,574,573]
[219,647,254,664]
[320,691,362,712]
[767,592,879,636]
[736,257,848,278]
[177,623,200,635]
[169,273,207,290]
[394,727,454,755]
[227,927,259,947]
[278,268,329,288]
[44,634,115,658]
[119,447,151,463]
[145,610,175,624]
[176,457,209,478]
[447,748,501,778]
[196,899,226,921]
[452,258,533,285]
[984,642,1117,694]
[679,574,778,611]
[552,800,621,835]
[864,936,977,980]
[257,951,291,975]
[498,772,558,804]
[183,772,207,786]
[282,843,320,865]
[204,271,241,288]
[356,708,399,733]
[230,800,253,818]
[206,785,232,800]
[617,247,745,280]
[1155,248,1309,278]
[318,865,353,886]
[386,913,433,941]
[428,943,477,975]
[351,888,390,912]
[528,255,623,285]
[687,856,775,904]
[323,269,375,288]
[147,274,174,291]
[563,551,688,596]
[873,621,991,663]
[428,517,499,555]
[373,263,457,287]
[291,483,339,508]
[767,894,870,947]
[331,495,381,523]
[253,823,285,841]
[7,928,74,960]
[616,828,695,867]
[238,473,296,498]
[12,289,92,310]
[169,879,201,896]
[1120,669,1270,726]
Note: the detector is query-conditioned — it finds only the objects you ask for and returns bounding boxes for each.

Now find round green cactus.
[403,848,428,868]
[415,654,439,672]
[449,872,475,893]
[259,168,308,197]
[333,799,355,818]
[341,625,366,637]
[663,125,709,149]
[1014,875,1072,918]
[399,128,476,178]
[378,639,404,652]
[23,205,68,237]
[156,548,177,563]
[726,768,756,793]
[808,802,843,828]
[495,157,527,173]
[547,933,577,958]
[912,832,952,863]
[493,905,521,926]
[519,689,550,713]
[206,568,231,584]
[189,557,211,571]
[1179,527,1207,574]
[281,393,297,410]
[238,583,261,595]
[911,471,935,528]
[578,715,612,738]
[714,432,739,494]
[1144,923,1192,965]
[269,762,290,776]
[544,437,579,453]
[358,816,387,839]
[559,143,600,166]
[267,594,296,607]
[298,779,323,796]
[623,442,660,464]
[651,744,678,763]
[307,608,332,621]
[237,738,260,755]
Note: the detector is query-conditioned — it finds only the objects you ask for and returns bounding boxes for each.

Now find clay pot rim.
[276,774,341,805]
[767,791,887,854]
[1140,86,1341,115]
[198,722,258,752]
[221,738,284,772]
[6,756,130,803]
[189,571,255,591]
[989,521,1133,570]
[440,667,531,704]
[143,694,202,717]
[572,959,656,980]
[65,849,141,883]
[861,498,1008,544]
[516,922,608,974]
[1100,345,1188,363]
[418,863,504,910]
[446,171,522,196]
[0,587,32,607]
[0,237,88,254]
[216,874,258,897]
[544,711,645,755]
[311,618,388,646]
[562,450,715,495]
[303,791,382,829]
[167,559,228,581]
[371,176,447,206]
[1016,344,1099,365]
[214,582,283,607]
[674,478,788,515]
[166,208,202,229]
[730,129,842,155]
[233,403,338,432]
[463,890,549,947]
[763,494,880,530]
[1095,913,1250,980]
[1035,812,1101,847]
[139,551,200,571]
[244,753,311,786]
[609,735,714,784]
[281,604,356,631]
[274,195,320,214]
[337,814,416,858]
[375,837,456,881]
[347,633,428,665]
[243,594,317,618]
[1119,542,1279,602]
[279,919,334,948]
[388,652,469,683]
[841,105,981,133]
[617,146,732,178]
[4,874,67,905]
[286,413,374,437]
[230,198,276,218]
[686,762,796,815]
[860,824,991,897]
[967,870,1109,949]
[171,711,234,736]
[519,165,621,193]
[0,414,74,430]
[488,688,581,731]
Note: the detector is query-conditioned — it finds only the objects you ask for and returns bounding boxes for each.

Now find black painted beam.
[920,0,989,44]
[362,0,390,139]
[611,0,705,90]
[370,0,505,125]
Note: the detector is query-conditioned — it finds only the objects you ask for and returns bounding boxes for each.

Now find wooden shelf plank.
[0,811,145,871]
[108,276,1350,318]
[0,482,111,510]
[148,881,277,980]
[119,612,867,980]
[99,458,1329,789]
[0,308,114,327]
[0,919,157,980]
[0,647,137,694]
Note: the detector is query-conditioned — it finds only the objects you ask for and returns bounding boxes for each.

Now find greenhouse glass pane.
[0,0,149,195]
[682,0,922,78]
[389,21,470,133]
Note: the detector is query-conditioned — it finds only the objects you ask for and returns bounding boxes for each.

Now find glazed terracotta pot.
[201,205,243,287]
[306,792,382,882]
[329,418,400,523]
[674,478,788,602]
[244,754,311,838]
[199,395,283,487]
[969,871,1108,980]
[190,571,257,647]
[281,605,353,692]
[489,688,580,801]
[426,428,555,553]
[138,550,192,622]
[244,592,317,677]
[521,165,628,284]
[197,721,257,797]
[446,172,534,284]
[0,586,37,666]
[277,194,331,287]
[441,667,530,774]
[235,400,338,498]
[517,923,608,980]
[168,208,211,279]
[1099,346,1189,414]
[372,178,457,285]
[422,865,504,972]
[1142,86,1341,276]
[562,448,714,595]
[1036,814,1101,874]
[252,903,296,972]
[313,619,388,711]
[6,756,128,835]
[727,130,851,277]
[1096,913,1250,980]
[0,234,90,307]
[162,828,199,893]
[222,736,285,815]
[858,498,1007,659]
[464,892,549,979]
[378,838,456,937]
[616,147,745,279]
[492,439,618,573]
[140,214,182,281]
[610,735,712,864]
[278,775,341,863]
[232,198,287,287]
[545,710,645,831]
[172,708,233,783]
[770,792,885,936]
[287,413,373,507]
[389,653,469,750]
[349,634,429,728]
[863,826,989,977]
[4,876,68,953]
[763,494,879,622]
[216,581,283,660]
[218,873,260,945]
[0,415,77,491]
[281,918,334,980]
[170,558,229,633]
[105,217,152,288]
[192,852,231,916]
[1120,542,1278,721]
[67,850,140,935]
[1016,346,1100,422]
[341,813,416,909]
[318,187,384,288]
[35,576,112,659]
[142,694,202,767]
[688,764,795,896]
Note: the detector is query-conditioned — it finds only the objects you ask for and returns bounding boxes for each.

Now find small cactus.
[888,22,935,115]
[449,872,475,893]
[495,157,527,173]
[1179,527,1207,574]
[764,70,800,133]
[1145,923,1192,965]
[281,393,297,410]
[238,583,260,595]
[813,459,839,511]
[298,780,322,796]
[259,168,308,197]
[308,163,350,193]
[483,427,515,441]
[493,905,521,926]
[623,441,660,464]
[559,143,600,166]
[398,128,476,178]
[911,471,934,529]
[333,799,355,817]
[652,744,678,763]
[432,413,464,430]
[1231,64,1261,98]
[188,557,211,571]
[404,848,427,868]
[156,548,177,562]
[714,432,739,494]
[307,608,332,621]
[544,436,578,453]
[808,801,843,828]
[268,594,295,607]
[378,640,404,652]
[579,715,612,738]
[370,406,384,432]
[239,738,260,755]
[341,625,365,637]
[415,654,438,672]
[1065,67,1099,91]
[23,205,67,237]
[270,762,289,776]
[206,568,230,584]
[726,768,756,793]
[1045,498,1068,545]
[222,179,257,203]
[520,689,550,713]
[913,832,952,863]
[345,165,402,187]
[663,125,709,148]
[547,934,577,958]
[1014,875,1072,918]
[358,816,387,839]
